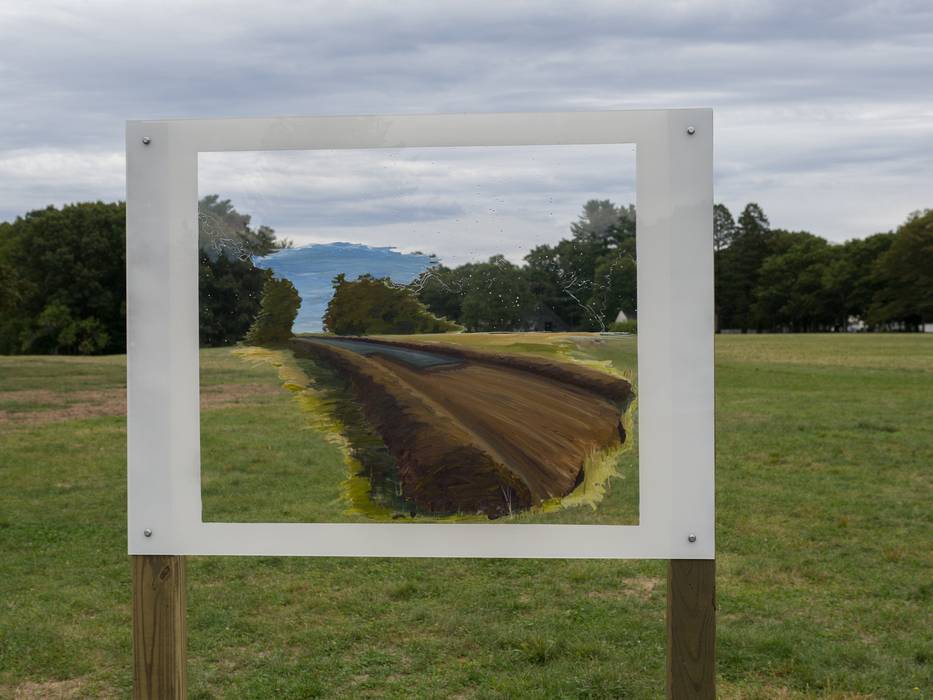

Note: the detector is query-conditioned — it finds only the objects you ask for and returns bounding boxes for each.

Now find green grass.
[199,348,355,524]
[1,334,931,698]
[0,354,126,393]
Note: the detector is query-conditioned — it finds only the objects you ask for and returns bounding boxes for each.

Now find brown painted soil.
[291,337,630,517]
[346,335,634,406]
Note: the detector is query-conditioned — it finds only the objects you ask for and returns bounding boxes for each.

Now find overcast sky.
[2,0,931,262]
[199,144,636,264]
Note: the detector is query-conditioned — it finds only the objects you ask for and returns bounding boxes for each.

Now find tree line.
[415,200,637,333]
[713,203,931,332]
[0,196,930,354]
[410,200,931,334]
[0,195,294,354]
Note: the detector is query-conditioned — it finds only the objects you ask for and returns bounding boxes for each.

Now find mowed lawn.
[1,335,931,698]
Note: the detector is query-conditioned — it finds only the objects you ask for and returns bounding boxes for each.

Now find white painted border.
[126,110,714,558]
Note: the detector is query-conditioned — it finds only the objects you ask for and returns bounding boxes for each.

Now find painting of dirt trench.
[196,145,641,524]
[289,336,634,519]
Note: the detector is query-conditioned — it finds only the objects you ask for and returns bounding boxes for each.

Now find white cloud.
[0,149,125,216]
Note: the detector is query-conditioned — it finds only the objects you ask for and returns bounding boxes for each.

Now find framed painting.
[126,109,713,558]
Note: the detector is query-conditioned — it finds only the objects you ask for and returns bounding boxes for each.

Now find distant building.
[846,316,867,333]
[520,304,570,332]
[614,308,636,325]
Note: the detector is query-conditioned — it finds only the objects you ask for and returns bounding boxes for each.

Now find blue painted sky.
[253,242,435,332]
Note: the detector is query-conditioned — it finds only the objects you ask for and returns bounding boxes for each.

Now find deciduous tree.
[245,276,302,344]
[715,202,774,331]
[714,203,737,251]
[0,202,126,354]
[869,210,933,327]
[325,274,461,335]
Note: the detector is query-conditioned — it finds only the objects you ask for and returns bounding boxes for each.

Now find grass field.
[1,334,931,698]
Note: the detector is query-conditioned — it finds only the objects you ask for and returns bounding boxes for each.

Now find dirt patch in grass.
[200,384,281,410]
[8,677,93,699]
[585,576,660,601]
[0,384,279,426]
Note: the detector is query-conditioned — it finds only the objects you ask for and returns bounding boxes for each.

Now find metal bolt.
[142,136,151,145]
[144,528,153,537]
[686,126,696,136]
[687,533,697,543]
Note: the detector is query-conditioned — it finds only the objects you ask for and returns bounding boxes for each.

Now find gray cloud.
[198,144,636,264]
[0,0,931,244]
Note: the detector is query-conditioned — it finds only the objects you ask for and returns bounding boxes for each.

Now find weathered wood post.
[132,555,187,699]
[667,559,716,699]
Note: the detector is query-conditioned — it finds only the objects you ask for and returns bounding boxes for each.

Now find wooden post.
[132,555,187,699]
[667,559,716,699]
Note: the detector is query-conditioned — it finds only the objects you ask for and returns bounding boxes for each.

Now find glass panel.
[197,144,638,524]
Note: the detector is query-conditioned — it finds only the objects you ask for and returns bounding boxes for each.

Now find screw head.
[143,529,153,538]
[686,126,696,135]
[142,136,151,145]
[687,533,697,543]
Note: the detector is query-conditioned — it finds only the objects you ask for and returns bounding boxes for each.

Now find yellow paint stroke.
[549,395,638,513]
